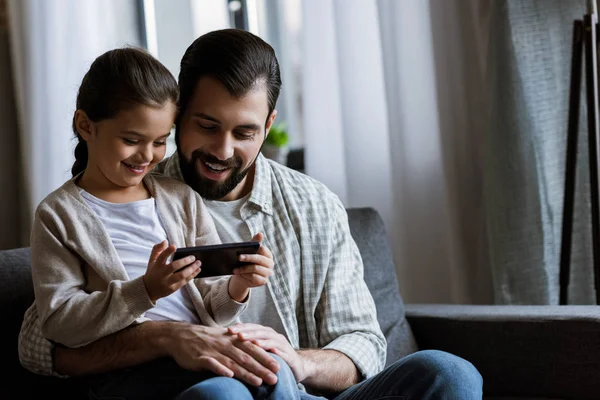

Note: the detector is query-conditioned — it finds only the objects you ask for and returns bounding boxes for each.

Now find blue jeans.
[174,353,324,400]
[79,350,480,400]
[80,353,324,400]
[321,350,482,400]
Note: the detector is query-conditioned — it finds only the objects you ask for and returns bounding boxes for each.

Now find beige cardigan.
[30,173,246,348]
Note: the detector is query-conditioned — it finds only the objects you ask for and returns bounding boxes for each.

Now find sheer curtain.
[303,0,493,304]
[6,0,142,246]
[303,0,593,305]
[484,0,591,304]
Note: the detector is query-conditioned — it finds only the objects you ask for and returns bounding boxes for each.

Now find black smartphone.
[172,241,261,278]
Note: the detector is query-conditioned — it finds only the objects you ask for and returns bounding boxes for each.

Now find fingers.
[149,241,168,263]
[168,261,201,290]
[251,232,264,243]
[155,243,177,267]
[228,340,279,385]
[257,242,273,260]
[238,253,274,269]
[195,356,234,378]
[178,261,202,281]
[228,324,279,340]
[228,323,273,333]
[233,264,272,278]
[250,338,280,352]
[170,255,197,272]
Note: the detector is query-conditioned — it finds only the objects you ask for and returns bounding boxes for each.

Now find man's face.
[177,76,276,201]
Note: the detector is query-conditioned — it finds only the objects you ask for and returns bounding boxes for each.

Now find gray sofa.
[2,207,600,399]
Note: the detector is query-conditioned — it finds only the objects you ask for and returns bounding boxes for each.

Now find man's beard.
[178,148,253,200]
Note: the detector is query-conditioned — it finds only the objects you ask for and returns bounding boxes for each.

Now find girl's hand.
[143,241,202,303]
[228,233,274,302]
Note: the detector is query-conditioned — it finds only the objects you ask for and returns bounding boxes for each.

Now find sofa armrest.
[405,304,600,399]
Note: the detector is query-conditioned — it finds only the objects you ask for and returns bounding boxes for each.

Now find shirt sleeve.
[18,304,66,377]
[31,208,155,348]
[317,197,387,379]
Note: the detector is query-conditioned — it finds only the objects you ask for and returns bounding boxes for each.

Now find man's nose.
[209,133,235,161]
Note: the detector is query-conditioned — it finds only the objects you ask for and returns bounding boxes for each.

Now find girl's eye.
[153,141,166,147]
[123,138,138,145]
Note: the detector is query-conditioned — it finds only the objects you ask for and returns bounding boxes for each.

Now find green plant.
[265,122,289,147]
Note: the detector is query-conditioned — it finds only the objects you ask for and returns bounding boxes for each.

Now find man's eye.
[123,138,138,145]
[199,124,217,131]
[236,132,255,140]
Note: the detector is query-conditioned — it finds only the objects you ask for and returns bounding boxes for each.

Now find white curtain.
[6,0,142,245]
[303,0,493,304]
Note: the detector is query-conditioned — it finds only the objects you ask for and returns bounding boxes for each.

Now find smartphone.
[172,241,261,278]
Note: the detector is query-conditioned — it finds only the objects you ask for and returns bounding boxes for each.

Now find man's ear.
[265,110,278,138]
[74,110,95,141]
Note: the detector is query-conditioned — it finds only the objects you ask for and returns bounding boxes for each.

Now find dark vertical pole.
[583,14,600,305]
[560,20,584,305]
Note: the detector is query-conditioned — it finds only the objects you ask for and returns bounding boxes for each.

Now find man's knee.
[391,350,483,396]
[268,352,296,383]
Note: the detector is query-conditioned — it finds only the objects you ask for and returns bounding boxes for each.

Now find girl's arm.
[30,210,155,348]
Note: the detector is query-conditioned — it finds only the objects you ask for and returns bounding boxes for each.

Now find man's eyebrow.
[120,131,171,139]
[236,123,261,131]
[192,113,260,131]
[192,113,221,123]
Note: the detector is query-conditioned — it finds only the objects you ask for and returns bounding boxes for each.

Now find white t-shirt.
[205,195,287,339]
[80,190,201,324]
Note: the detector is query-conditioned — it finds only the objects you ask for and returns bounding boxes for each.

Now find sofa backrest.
[0,207,417,379]
[346,207,418,366]
[1,247,35,388]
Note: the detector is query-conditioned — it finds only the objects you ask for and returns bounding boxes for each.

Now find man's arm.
[54,321,170,376]
[53,320,280,386]
[228,325,360,395]
[297,349,360,394]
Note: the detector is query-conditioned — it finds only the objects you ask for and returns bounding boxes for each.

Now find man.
[19,29,483,399]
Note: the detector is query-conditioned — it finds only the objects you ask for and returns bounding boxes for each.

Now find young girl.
[29,47,268,349]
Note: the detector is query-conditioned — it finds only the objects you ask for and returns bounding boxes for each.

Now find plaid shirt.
[18,153,387,379]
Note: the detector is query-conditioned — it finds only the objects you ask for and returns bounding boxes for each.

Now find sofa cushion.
[346,208,418,366]
[0,247,34,373]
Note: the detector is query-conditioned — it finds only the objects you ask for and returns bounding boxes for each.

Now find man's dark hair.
[175,28,282,143]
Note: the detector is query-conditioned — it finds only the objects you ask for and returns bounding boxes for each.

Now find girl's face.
[80,102,176,193]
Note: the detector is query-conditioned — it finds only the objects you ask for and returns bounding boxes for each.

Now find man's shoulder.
[265,158,345,219]
[267,158,338,201]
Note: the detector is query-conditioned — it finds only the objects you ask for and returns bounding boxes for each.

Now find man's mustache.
[191,150,241,169]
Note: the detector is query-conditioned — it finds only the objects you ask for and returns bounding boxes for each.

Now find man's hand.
[228,233,275,302]
[165,323,280,386]
[228,323,314,383]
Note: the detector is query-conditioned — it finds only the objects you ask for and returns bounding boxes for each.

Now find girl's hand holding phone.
[143,241,202,303]
[228,233,274,302]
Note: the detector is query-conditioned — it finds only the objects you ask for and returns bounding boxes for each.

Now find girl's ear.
[74,110,95,141]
